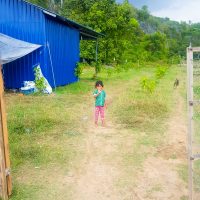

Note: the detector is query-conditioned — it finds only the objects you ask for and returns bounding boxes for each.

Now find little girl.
[93,80,107,126]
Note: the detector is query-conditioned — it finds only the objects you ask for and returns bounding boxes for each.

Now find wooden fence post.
[0,106,8,200]
[0,64,12,199]
[0,66,8,199]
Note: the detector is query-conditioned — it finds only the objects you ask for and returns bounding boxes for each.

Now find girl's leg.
[95,106,100,126]
[99,106,105,126]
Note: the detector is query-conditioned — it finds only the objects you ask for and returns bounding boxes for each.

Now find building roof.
[23,1,103,40]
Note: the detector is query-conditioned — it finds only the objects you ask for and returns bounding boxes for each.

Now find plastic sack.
[20,81,35,95]
[24,81,35,89]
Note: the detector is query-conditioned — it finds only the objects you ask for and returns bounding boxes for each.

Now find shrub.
[155,66,168,79]
[168,55,181,64]
[106,68,113,77]
[95,61,102,74]
[115,65,123,73]
[74,62,84,78]
[140,76,156,93]
[91,61,102,78]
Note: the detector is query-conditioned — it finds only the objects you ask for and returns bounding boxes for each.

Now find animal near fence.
[0,63,12,200]
[187,47,200,200]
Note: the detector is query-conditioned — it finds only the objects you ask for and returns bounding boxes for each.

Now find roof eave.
[29,5,103,39]
[23,1,103,39]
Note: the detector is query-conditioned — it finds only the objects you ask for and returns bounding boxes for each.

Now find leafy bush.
[122,63,130,71]
[169,55,181,64]
[113,62,134,73]
[95,61,102,74]
[115,65,123,73]
[155,66,168,79]
[91,61,102,78]
[140,76,156,93]
[74,62,84,78]
[106,68,114,77]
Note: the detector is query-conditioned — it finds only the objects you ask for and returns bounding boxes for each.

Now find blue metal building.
[0,0,101,89]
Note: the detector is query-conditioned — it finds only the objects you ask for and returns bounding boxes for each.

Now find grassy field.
[5,64,187,199]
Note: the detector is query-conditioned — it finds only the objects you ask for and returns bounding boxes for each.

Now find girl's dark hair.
[95,80,104,87]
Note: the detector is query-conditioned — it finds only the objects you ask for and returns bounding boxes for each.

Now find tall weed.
[140,77,156,93]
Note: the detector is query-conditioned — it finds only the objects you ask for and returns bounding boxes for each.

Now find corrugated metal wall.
[0,0,46,89]
[3,49,41,88]
[0,0,80,89]
[45,16,80,87]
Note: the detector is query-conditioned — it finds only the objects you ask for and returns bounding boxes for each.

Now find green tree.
[28,0,195,64]
[62,0,142,64]
[143,32,169,60]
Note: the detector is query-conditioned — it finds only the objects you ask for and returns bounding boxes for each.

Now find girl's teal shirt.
[93,90,106,106]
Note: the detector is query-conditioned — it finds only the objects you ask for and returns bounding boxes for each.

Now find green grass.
[10,184,43,200]
[145,184,163,199]
[177,164,188,183]
[6,64,182,199]
[180,196,188,200]
[107,65,182,191]
[8,66,138,199]
[6,86,88,199]
[7,95,84,168]
[194,86,200,99]
[55,81,92,95]
[193,67,200,193]
[194,160,200,192]
[112,66,177,135]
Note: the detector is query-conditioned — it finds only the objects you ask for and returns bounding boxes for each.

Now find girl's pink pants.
[95,106,105,123]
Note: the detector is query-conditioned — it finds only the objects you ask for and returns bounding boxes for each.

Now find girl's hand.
[94,91,101,98]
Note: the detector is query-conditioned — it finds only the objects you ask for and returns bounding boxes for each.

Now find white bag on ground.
[20,81,36,95]
[24,81,35,89]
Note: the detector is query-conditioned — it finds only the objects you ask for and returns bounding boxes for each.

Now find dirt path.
[70,88,188,200]
[74,123,121,200]
[134,92,188,200]
[72,81,137,200]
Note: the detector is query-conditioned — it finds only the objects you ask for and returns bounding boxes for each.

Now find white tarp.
[0,33,41,64]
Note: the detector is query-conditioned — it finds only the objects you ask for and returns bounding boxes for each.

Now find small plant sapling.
[155,66,168,79]
[34,67,46,92]
[140,76,156,93]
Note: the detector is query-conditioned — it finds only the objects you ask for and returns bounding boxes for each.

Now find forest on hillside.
[28,0,200,64]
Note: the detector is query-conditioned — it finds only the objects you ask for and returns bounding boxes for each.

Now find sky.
[126,0,200,23]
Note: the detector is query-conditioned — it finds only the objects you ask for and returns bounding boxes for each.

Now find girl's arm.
[93,91,101,98]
